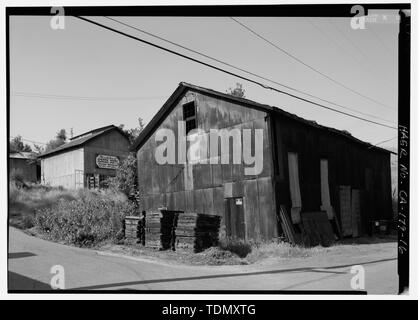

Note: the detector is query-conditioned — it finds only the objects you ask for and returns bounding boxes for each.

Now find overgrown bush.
[35,190,136,247]
[107,153,137,197]
[9,183,78,229]
[218,238,253,258]
[10,168,26,189]
[21,214,35,229]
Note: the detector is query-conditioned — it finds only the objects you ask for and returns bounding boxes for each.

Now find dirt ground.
[96,234,398,267]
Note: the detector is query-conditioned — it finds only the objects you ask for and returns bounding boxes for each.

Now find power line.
[328,19,396,84]
[103,16,394,125]
[10,136,47,145]
[305,18,395,91]
[12,91,166,101]
[368,136,397,149]
[75,16,396,130]
[230,17,395,111]
[366,23,397,57]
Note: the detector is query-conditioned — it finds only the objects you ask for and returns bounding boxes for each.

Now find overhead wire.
[230,17,395,111]
[103,16,395,125]
[75,16,397,130]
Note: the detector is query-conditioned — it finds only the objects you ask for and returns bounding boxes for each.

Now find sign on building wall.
[95,154,120,170]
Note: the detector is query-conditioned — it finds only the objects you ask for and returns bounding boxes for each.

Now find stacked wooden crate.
[174,213,221,252]
[124,216,143,243]
[144,210,177,250]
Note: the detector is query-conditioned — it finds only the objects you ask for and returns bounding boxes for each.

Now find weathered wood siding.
[9,158,38,182]
[272,114,392,234]
[83,130,131,177]
[137,90,277,241]
[41,148,84,189]
[41,129,130,189]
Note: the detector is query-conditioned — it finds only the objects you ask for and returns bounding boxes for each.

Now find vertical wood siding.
[137,90,277,240]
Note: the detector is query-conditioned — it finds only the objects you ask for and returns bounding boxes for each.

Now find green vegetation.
[218,238,253,258]
[9,135,32,152]
[35,189,136,247]
[9,174,136,246]
[9,181,77,229]
[107,153,138,197]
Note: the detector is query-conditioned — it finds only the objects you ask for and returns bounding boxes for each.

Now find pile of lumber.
[124,216,144,244]
[144,210,177,250]
[174,213,221,253]
[279,206,296,244]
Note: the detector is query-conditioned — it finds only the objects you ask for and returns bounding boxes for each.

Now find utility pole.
[70,127,73,139]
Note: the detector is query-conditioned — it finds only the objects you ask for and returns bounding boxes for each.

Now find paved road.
[8,227,398,294]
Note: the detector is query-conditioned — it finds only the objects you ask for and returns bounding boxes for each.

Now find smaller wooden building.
[38,125,130,189]
[9,151,39,183]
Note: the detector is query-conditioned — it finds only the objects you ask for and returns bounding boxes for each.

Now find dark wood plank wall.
[84,130,131,176]
[137,90,278,241]
[272,114,392,233]
[9,158,38,182]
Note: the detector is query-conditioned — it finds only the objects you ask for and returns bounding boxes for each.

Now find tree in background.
[227,82,246,98]
[9,136,32,153]
[119,117,145,145]
[45,129,67,152]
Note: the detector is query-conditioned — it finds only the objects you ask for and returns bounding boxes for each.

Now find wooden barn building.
[132,83,393,242]
[9,151,39,183]
[38,125,130,189]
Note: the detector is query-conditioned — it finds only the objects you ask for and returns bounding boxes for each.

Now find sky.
[9,10,399,151]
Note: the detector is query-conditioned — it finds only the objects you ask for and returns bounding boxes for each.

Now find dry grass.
[8,182,130,230]
[8,183,78,229]
[99,239,339,266]
[245,241,332,264]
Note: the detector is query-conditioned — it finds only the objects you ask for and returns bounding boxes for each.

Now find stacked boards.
[144,210,177,250]
[124,216,144,244]
[174,213,221,252]
[141,210,221,252]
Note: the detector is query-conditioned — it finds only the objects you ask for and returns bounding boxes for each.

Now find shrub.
[35,190,136,247]
[107,154,137,197]
[218,238,252,258]
[10,168,26,189]
[21,214,35,229]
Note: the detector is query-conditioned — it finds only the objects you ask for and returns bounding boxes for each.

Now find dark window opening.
[185,119,196,134]
[183,101,197,134]
[183,101,196,118]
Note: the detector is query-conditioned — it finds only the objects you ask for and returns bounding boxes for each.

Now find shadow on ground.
[8,271,51,291]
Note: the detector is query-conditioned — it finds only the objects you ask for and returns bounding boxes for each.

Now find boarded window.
[339,185,353,236]
[320,159,331,207]
[183,101,197,134]
[287,152,302,224]
[320,159,334,219]
[351,189,361,237]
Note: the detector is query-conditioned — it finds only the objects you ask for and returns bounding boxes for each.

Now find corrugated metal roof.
[38,125,128,159]
[131,82,394,154]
